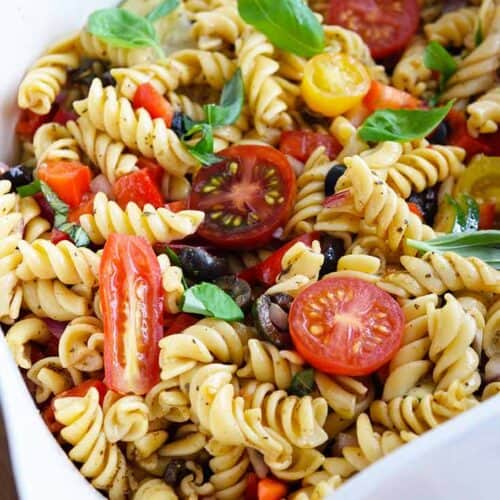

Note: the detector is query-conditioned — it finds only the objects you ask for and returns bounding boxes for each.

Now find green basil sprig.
[181,70,244,165]
[182,282,244,321]
[423,41,457,105]
[475,20,483,47]
[238,0,324,58]
[17,180,90,247]
[146,0,180,22]
[88,8,164,57]
[445,194,479,233]
[407,230,500,269]
[289,368,315,396]
[358,101,454,142]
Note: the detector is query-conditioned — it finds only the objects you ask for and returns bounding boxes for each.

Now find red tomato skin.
[257,478,288,500]
[41,405,64,434]
[279,131,342,162]
[479,203,496,230]
[190,145,297,249]
[407,202,424,220]
[133,83,173,127]
[238,232,320,286]
[54,380,108,406]
[68,193,96,224]
[165,200,188,212]
[327,0,420,59]
[137,158,164,186]
[15,109,51,137]
[53,108,78,125]
[38,160,92,207]
[245,473,259,500]
[113,169,164,209]
[289,277,404,376]
[363,81,422,111]
[164,313,200,336]
[50,228,71,244]
[100,234,164,395]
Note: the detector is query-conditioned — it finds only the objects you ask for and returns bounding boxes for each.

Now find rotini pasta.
[467,85,500,135]
[33,122,81,166]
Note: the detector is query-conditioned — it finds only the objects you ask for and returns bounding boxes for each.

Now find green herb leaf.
[146,0,180,22]
[238,0,324,58]
[164,247,188,288]
[289,368,315,396]
[58,222,91,247]
[204,70,244,127]
[40,181,68,219]
[424,41,458,89]
[182,282,244,321]
[359,101,454,142]
[88,8,163,57]
[17,180,41,197]
[445,194,479,233]
[407,230,500,269]
[475,20,483,47]
[182,123,222,166]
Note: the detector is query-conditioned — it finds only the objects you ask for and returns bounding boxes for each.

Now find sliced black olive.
[319,237,345,277]
[163,459,190,486]
[100,70,116,87]
[427,121,449,145]
[178,247,229,281]
[271,293,293,312]
[253,294,292,349]
[1,164,34,190]
[407,186,439,226]
[324,164,347,197]
[69,59,112,87]
[213,275,252,310]
[171,112,187,137]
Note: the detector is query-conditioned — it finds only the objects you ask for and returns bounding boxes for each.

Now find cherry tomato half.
[113,168,164,209]
[327,0,420,60]
[289,277,404,376]
[133,83,173,127]
[279,131,342,162]
[189,145,296,249]
[301,53,371,117]
[100,234,164,395]
[363,81,422,111]
[479,203,496,230]
[15,109,51,137]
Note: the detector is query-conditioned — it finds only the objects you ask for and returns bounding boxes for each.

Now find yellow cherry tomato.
[455,155,500,210]
[301,53,371,117]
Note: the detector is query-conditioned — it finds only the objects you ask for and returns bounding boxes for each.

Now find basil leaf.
[204,70,244,127]
[17,180,41,197]
[289,368,315,396]
[58,222,91,247]
[446,194,479,233]
[182,123,222,166]
[88,8,163,56]
[423,41,457,88]
[164,247,188,288]
[359,101,454,142]
[238,0,324,58]
[146,0,180,22]
[182,282,244,321]
[40,181,68,218]
[475,20,483,47]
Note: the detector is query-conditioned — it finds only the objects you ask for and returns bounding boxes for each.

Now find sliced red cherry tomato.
[137,157,164,186]
[279,131,342,162]
[363,81,422,111]
[407,202,424,220]
[38,160,92,207]
[257,477,288,500]
[133,83,173,127]
[54,380,108,405]
[113,169,164,209]
[238,233,320,286]
[289,277,404,376]
[164,313,200,336]
[52,107,78,125]
[15,109,51,137]
[245,473,259,500]
[41,405,63,434]
[479,203,496,230]
[50,228,71,244]
[68,193,96,224]
[189,145,297,249]
[100,234,164,395]
[327,0,420,59]
[165,200,188,212]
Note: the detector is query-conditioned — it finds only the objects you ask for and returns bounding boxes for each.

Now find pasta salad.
[2,0,500,498]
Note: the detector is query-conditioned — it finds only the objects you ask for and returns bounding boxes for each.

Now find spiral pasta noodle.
[17,35,80,115]
[145,378,190,422]
[54,388,131,499]
[79,192,204,245]
[467,85,500,135]
[1,180,23,239]
[133,479,177,500]
[424,7,478,47]
[19,196,51,242]
[0,235,23,324]
[104,395,150,443]
[33,122,81,167]
[158,254,184,314]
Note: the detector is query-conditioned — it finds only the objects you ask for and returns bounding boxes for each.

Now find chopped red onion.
[248,448,269,479]
[43,318,68,339]
[90,174,113,198]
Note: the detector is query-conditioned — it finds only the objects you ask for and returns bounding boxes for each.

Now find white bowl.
[1,2,499,500]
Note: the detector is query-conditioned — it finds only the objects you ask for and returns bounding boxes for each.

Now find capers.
[213,275,252,310]
[253,294,293,349]
[177,247,229,281]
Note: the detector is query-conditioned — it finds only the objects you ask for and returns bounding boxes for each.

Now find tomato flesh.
[363,81,422,111]
[279,131,342,162]
[16,109,51,137]
[133,83,173,127]
[479,203,496,230]
[113,169,164,209]
[54,380,108,405]
[164,313,200,336]
[38,160,92,207]
[68,193,96,224]
[327,0,420,59]
[190,145,296,249]
[100,234,164,395]
[289,277,404,376]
